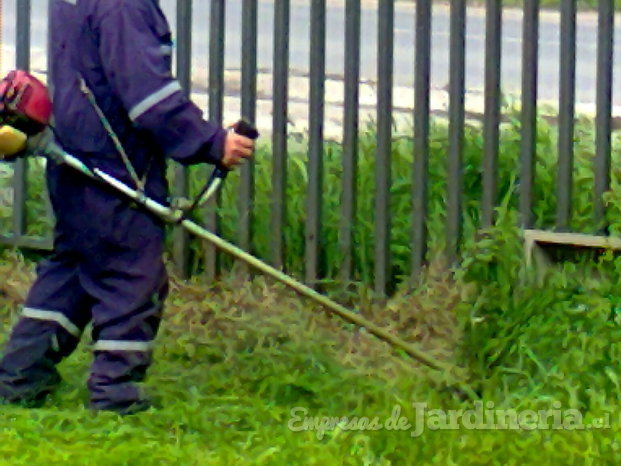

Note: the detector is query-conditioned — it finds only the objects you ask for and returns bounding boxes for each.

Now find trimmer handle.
[213,119,260,180]
[232,118,260,140]
[186,119,260,215]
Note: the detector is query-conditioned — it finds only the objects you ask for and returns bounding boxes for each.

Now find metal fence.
[0,0,619,296]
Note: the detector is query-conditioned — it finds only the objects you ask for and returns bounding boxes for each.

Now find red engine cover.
[0,70,52,134]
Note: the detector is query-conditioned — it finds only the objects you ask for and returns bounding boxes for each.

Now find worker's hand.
[221,131,254,170]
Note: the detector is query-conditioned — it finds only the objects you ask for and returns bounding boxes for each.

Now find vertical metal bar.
[205,0,226,280]
[482,0,502,228]
[594,0,614,230]
[375,0,393,296]
[446,0,466,261]
[173,0,193,277]
[177,0,193,93]
[209,1,226,125]
[13,0,31,240]
[46,0,53,92]
[412,0,431,281]
[519,0,539,228]
[16,0,30,70]
[0,0,3,74]
[45,0,55,237]
[340,0,361,283]
[238,0,258,269]
[271,0,290,269]
[555,0,576,231]
[305,0,326,286]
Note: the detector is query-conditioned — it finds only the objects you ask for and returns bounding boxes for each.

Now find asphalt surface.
[2,0,620,106]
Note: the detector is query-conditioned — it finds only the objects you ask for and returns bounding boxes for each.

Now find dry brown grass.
[0,249,466,381]
[162,257,466,381]
[0,249,34,307]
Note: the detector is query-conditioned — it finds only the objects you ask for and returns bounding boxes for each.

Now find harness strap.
[77,76,151,192]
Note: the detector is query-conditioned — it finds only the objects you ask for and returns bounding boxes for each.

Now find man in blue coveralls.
[0,0,255,414]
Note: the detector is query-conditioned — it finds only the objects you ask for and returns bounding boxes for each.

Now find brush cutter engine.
[0,70,52,159]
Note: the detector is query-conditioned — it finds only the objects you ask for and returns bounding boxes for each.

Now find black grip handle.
[176,120,260,217]
[233,119,260,140]
[214,119,260,180]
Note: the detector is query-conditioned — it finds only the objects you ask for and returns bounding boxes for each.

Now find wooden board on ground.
[523,229,621,267]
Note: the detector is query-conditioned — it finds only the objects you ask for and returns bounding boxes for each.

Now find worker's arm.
[95,0,231,166]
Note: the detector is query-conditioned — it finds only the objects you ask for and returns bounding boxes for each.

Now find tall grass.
[2,109,621,290]
[185,110,621,288]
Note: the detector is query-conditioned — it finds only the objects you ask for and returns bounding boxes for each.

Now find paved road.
[3,0,621,107]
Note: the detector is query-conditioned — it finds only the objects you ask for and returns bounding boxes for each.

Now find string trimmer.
[0,70,477,399]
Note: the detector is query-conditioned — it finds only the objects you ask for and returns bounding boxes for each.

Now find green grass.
[1,106,621,462]
[2,236,621,463]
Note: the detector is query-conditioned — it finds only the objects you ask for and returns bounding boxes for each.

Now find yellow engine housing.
[0,125,27,159]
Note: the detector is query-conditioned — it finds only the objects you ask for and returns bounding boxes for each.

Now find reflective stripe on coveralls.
[22,307,81,338]
[93,340,154,352]
[128,81,183,121]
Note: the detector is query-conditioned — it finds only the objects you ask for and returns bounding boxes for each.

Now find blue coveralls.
[0,0,226,411]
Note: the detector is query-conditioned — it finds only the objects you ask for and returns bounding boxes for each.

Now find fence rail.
[0,0,618,295]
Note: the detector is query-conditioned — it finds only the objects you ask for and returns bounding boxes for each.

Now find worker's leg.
[0,249,93,404]
[80,215,168,414]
